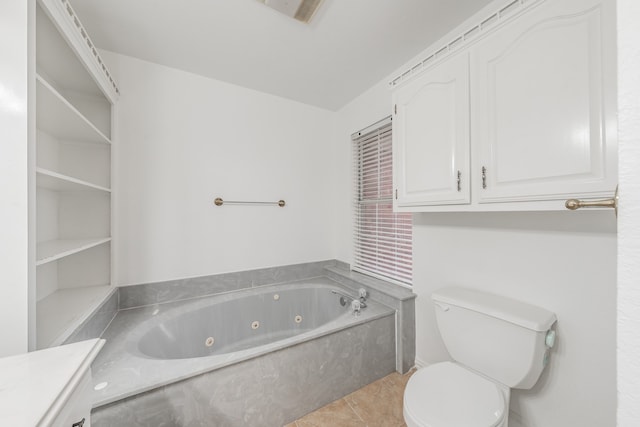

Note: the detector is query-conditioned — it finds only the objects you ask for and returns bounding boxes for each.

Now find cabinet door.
[51,371,93,427]
[472,0,616,203]
[393,53,470,209]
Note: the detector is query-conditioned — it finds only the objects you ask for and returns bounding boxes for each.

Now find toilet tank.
[432,287,557,389]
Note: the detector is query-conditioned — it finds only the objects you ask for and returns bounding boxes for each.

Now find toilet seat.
[404,362,506,427]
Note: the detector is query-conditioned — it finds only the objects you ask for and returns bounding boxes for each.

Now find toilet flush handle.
[434,302,450,312]
[545,330,557,348]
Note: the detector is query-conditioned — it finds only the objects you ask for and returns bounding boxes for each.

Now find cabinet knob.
[481,166,487,189]
[565,186,618,217]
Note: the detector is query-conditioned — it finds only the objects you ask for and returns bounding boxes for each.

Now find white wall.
[333,1,618,426]
[102,52,337,286]
[0,0,31,356]
[617,0,640,425]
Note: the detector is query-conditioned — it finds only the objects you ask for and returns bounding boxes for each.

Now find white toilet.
[403,287,557,427]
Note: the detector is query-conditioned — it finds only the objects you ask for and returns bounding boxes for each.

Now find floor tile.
[288,370,416,427]
[382,368,416,407]
[344,375,405,427]
[295,398,366,427]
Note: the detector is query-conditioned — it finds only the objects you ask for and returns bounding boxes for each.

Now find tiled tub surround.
[91,278,397,426]
[62,287,119,346]
[116,259,416,374]
[63,261,346,346]
[325,266,416,374]
[118,259,346,309]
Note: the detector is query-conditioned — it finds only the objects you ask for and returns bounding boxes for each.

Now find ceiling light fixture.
[257,0,325,23]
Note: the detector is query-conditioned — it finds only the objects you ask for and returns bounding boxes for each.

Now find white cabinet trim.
[38,0,119,102]
[388,0,545,90]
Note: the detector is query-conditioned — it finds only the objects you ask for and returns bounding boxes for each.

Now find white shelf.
[36,286,113,349]
[36,238,111,266]
[36,74,111,145]
[36,167,111,193]
[34,1,115,350]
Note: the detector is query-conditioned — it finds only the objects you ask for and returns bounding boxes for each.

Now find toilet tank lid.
[432,287,557,331]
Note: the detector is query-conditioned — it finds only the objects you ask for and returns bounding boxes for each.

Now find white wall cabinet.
[393,53,470,208]
[472,0,616,204]
[392,0,616,212]
[34,0,118,349]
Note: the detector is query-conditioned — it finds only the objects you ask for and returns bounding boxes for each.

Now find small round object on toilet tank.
[545,330,556,348]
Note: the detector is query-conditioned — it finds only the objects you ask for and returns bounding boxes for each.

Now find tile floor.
[284,369,416,427]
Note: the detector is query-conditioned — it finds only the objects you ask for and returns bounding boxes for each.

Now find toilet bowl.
[403,362,509,427]
[403,287,556,427]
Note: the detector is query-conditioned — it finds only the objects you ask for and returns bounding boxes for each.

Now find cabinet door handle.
[481,166,487,189]
[457,170,461,192]
[565,185,619,217]
[72,418,86,427]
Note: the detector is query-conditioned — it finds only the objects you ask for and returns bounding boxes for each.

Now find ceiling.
[70,0,493,111]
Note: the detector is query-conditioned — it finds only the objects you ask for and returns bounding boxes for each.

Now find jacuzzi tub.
[91,277,396,426]
[135,284,350,360]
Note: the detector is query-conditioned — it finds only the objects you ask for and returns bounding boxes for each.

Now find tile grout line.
[343,396,367,423]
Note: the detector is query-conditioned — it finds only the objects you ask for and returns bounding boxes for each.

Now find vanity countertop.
[0,338,104,426]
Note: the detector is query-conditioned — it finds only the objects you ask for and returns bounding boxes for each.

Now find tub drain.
[205,337,215,347]
[251,320,260,330]
[294,315,303,324]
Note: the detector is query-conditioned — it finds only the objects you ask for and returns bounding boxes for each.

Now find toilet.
[403,287,557,427]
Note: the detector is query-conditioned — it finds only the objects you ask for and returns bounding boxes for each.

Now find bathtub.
[91,277,397,426]
[136,283,355,360]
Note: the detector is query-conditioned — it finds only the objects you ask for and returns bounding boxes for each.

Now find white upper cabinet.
[472,0,616,204]
[391,0,616,212]
[393,53,470,209]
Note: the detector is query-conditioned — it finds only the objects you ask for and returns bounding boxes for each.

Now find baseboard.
[414,356,430,369]
[508,410,528,427]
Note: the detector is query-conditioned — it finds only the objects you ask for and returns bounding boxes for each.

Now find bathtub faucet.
[331,288,368,314]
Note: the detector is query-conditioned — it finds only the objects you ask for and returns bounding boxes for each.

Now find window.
[352,117,412,286]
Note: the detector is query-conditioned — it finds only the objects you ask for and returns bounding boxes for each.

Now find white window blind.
[352,118,412,286]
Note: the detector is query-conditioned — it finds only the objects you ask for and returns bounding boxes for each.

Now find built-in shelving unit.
[34,0,118,349]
